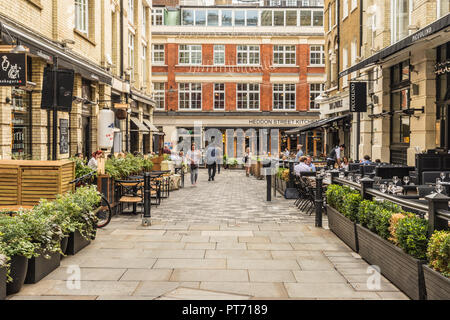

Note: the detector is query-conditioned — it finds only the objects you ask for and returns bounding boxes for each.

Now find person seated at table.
[87,150,102,171]
[375,159,381,164]
[294,156,312,175]
[283,148,290,157]
[340,156,350,170]
[305,155,316,172]
[361,155,372,165]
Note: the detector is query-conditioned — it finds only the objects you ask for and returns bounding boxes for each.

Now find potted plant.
[66,186,101,255]
[325,185,361,252]
[356,206,428,300]
[423,230,450,300]
[0,248,8,300]
[0,215,36,295]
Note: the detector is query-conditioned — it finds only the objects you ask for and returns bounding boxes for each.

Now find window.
[274,45,296,65]
[309,83,324,109]
[273,84,296,110]
[179,83,202,110]
[128,33,135,80]
[152,44,164,64]
[237,83,259,110]
[350,40,357,65]
[141,44,147,83]
[75,0,88,34]
[351,0,358,11]
[237,45,260,65]
[274,11,285,26]
[179,45,202,65]
[208,10,219,26]
[300,10,311,26]
[247,10,258,26]
[370,14,377,46]
[328,5,332,31]
[286,11,297,26]
[262,10,272,26]
[195,10,206,26]
[270,0,282,5]
[391,0,411,43]
[310,45,324,65]
[313,11,323,26]
[286,0,298,6]
[152,8,164,25]
[343,0,348,19]
[154,83,165,110]
[214,45,225,65]
[128,0,134,24]
[182,10,194,25]
[222,10,232,26]
[11,87,32,159]
[437,0,450,18]
[235,11,245,26]
[142,5,147,38]
[214,84,225,110]
[342,47,348,87]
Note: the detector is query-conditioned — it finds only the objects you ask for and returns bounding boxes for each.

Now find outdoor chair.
[115,179,144,215]
[417,185,435,198]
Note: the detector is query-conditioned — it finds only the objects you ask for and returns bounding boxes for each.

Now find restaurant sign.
[435,60,450,75]
[0,53,26,86]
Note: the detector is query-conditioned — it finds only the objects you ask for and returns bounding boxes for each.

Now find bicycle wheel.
[96,195,112,228]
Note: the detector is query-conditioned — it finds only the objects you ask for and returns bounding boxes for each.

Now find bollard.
[315,175,323,228]
[142,172,151,226]
[425,192,450,236]
[288,160,295,188]
[267,171,272,201]
[360,177,374,200]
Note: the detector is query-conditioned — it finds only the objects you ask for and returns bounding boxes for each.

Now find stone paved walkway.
[8,169,409,300]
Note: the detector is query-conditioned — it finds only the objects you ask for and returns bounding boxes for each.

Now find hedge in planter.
[0,252,8,300]
[325,185,361,252]
[424,230,450,300]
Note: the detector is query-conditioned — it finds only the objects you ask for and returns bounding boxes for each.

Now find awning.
[130,90,156,107]
[142,119,160,132]
[0,18,112,85]
[339,13,450,78]
[130,117,149,133]
[285,114,351,134]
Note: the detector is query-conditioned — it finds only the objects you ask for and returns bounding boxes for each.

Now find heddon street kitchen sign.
[0,53,26,86]
[248,119,311,125]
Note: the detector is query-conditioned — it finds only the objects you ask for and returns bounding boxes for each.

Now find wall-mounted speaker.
[41,67,75,112]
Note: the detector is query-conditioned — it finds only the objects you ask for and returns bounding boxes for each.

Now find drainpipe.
[337,0,340,91]
[120,0,124,78]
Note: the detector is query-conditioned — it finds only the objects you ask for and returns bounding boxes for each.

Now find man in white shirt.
[294,156,312,175]
[295,144,304,162]
[306,155,316,172]
[327,144,345,169]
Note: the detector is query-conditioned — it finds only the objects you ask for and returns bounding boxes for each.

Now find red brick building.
[151,2,326,156]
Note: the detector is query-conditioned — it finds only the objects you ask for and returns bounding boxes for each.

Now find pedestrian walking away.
[186,144,201,186]
[206,140,218,181]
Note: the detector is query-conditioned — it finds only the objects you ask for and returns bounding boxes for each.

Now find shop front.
[436,41,450,150]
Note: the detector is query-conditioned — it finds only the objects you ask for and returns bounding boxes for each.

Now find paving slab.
[153,258,226,269]
[227,259,300,270]
[170,269,249,282]
[248,270,297,283]
[199,282,288,298]
[120,269,173,281]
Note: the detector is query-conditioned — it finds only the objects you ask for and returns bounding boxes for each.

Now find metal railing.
[314,170,450,235]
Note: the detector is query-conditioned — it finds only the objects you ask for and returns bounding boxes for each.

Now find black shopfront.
[436,41,450,150]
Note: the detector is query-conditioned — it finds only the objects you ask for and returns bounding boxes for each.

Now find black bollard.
[142,172,151,226]
[315,175,323,228]
[267,171,272,201]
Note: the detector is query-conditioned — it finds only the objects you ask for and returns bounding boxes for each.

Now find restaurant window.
[179,83,202,110]
[273,84,296,110]
[221,10,232,26]
[391,0,411,43]
[214,83,225,110]
[11,87,32,159]
[274,45,296,65]
[390,60,411,164]
[214,45,225,65]
[436,42,450,150]
[75,0,88,34]
[154,82,165,110]
[237,84,259,110]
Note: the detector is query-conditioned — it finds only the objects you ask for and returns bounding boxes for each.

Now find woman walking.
[186,143,200,186]
[244,147,252,177]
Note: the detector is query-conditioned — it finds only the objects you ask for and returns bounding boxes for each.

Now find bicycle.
[69,171,113,228]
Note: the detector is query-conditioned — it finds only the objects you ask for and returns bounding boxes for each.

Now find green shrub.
[427,230,450,277]
[71,157,94,179]
[342,192,362,222]
[0,214,39,259]
[396,216,429,260]
[358,200,379,228]
[325,184,341,209]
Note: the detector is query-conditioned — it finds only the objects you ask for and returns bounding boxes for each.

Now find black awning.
[339,13,450,78]
[285,114,351,134]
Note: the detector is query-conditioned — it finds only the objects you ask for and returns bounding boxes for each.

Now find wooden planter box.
[423,265,450,300]
[0,265,6,300]
[326,205,358,252]
[356,224,426,300]
[151,156,164,172]
[67,229,91,255]
[25,251,61,284]
[97,174,116,210]
[0,160,74,206]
